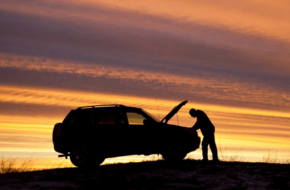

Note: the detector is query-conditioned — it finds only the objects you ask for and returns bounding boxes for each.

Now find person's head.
[189,108,197,117]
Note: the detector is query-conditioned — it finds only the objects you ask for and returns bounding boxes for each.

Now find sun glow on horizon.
[0,85,289,163]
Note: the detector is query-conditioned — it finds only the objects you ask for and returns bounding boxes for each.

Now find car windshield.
[141,109,160,122]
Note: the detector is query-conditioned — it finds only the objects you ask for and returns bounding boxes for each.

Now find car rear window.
[73,110,93,125]
[62,110,76,124]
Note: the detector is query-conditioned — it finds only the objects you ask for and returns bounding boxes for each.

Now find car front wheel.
[161,142,187,162]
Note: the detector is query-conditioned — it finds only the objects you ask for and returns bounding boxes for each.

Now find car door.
[124,111,160,155]
[92,110,125,157]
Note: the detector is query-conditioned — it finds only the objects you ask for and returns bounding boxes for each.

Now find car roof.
[74,104,141,112]
[76,104,126,110]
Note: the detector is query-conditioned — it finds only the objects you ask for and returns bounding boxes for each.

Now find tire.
[161,141,187,162]
[70,146,104,168]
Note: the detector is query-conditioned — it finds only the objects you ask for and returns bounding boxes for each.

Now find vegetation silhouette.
[1,159,290,190]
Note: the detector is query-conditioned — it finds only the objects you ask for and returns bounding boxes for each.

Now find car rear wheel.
[70,146,104,168]
[161,141,187,162]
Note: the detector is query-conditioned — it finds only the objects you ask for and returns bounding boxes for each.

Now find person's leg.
[202,136,209,161]
[209,134,218,160]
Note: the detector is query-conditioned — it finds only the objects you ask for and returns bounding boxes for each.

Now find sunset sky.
[0,0,290,167]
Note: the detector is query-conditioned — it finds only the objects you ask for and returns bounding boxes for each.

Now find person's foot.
[202,159,208,162]
[212,159,220,162]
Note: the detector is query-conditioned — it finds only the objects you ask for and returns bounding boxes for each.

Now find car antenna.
[156,98,160,120]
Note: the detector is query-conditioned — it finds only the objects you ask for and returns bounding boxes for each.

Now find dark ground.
[0,160,289,190]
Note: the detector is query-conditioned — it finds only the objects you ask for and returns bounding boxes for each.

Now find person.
[189,108,219,162]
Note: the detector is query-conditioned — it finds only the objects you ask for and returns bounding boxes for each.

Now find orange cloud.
[1,53,290,110]
[62,0,290,41]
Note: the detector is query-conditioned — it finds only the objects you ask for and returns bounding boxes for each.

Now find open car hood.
[161,100,188,124]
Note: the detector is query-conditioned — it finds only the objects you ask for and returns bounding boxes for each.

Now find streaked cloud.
[1,53,290,111]
[1,84,290,122]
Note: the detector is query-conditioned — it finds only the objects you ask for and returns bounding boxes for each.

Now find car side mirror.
[143,119,155,125]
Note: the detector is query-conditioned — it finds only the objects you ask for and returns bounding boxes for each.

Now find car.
[52,100,200,167]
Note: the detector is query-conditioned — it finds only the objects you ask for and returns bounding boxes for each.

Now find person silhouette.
[189,108,219,162]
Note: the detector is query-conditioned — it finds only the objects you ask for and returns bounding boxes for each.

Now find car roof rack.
[76,104,126,110]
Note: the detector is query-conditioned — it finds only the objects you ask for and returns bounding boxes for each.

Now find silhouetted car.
[52,100,200,167]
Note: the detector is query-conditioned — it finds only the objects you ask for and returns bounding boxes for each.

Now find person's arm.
[192,121,200,130]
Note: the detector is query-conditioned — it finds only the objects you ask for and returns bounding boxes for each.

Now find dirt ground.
[0,160,289,190]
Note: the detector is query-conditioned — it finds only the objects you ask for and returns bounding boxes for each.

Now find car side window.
[127,112,146,125]
[73,110,93,125]
[98,113,116,125]
[119,112,127,125]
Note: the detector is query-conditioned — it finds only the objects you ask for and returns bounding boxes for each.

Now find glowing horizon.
[1,85,289,159]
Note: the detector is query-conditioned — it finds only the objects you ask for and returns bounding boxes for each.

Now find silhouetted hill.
[1,160,289,189]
